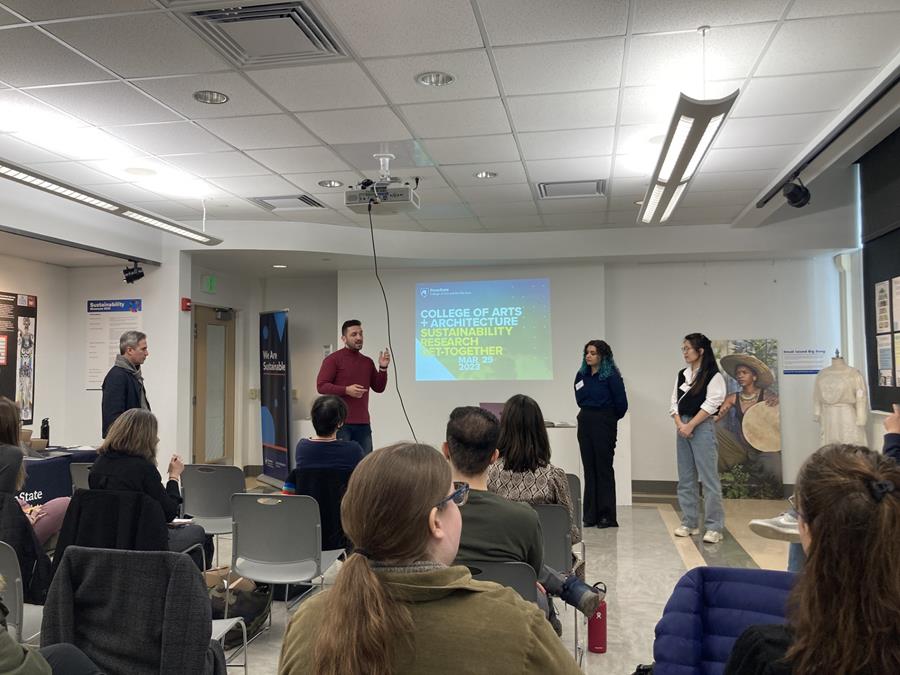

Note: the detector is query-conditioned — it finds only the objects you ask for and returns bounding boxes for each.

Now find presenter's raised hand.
[346,384,367,399]
[168,454,185,479]
[885,404,900,435]
[378,348,391,369]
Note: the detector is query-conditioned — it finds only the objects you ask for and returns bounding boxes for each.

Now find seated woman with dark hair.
[279,443,581,675]
[89,409,212,569]
[725,440,900,675]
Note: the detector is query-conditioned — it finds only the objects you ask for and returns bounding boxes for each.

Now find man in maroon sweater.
[316,319,389,455]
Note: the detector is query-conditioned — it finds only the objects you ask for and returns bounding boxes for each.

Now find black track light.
[782,178,810,208]
[123,260,144,284]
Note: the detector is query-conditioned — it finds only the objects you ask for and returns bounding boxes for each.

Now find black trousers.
[577,407,618,524]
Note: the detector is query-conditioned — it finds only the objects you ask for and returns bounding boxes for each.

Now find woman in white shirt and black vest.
[670,333,727,544]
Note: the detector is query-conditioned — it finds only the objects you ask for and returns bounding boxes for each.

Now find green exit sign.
[202,274,217,294]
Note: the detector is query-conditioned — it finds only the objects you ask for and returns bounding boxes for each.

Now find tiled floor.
[219,498,792,674]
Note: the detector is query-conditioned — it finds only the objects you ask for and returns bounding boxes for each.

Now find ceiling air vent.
[537,180,607,200]
[249,194,326,211]
[179,2,346,68]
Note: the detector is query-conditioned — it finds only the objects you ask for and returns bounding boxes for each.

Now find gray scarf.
[115,354,149,410]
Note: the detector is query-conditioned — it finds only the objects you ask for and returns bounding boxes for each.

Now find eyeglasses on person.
[436,481,469,508]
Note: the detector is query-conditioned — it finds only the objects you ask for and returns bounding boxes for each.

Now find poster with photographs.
[712,338,783,499]
[875,280,891,334]
[0,292,38,425]
[876,334,894,387]
[893,277,900,332]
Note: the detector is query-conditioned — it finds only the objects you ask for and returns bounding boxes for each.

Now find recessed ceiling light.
[193,90,229,105]
[416,71,455,87]
[272,264,288,269]
[317,180,343,188]
[634,199,644,206]
[125,167,157,177]
[321,257,331,261]
[474,170,498,179]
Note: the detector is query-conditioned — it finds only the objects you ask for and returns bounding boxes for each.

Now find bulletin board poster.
[86,299,142,389]
[0,292,38,425]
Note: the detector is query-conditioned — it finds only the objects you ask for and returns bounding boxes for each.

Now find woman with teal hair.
[574,340,628,528]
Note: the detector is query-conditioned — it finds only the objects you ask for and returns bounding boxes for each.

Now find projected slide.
[416,278,552,381]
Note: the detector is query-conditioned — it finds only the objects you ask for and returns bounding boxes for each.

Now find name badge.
[575,380,584,391]
[679,382,691,393]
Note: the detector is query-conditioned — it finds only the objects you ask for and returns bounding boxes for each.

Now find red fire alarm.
[181,297,192,312]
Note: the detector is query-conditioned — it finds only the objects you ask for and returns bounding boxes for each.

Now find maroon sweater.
[316,348,387,424]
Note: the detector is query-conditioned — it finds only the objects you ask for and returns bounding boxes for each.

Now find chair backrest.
[182,464,246,519]
[0,540,25,642]
[42,546,215,675]
[290,467,353,551]
[565,473,583,538]
[231,493,323,568]
[532,503,572,573]
[70,463,92,491]
[653,566,795,675]
[466,560,537,602]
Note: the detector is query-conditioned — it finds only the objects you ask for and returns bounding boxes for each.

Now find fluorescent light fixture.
[0,158,221,245]
[637,90,738,225]
[272,264,288,269]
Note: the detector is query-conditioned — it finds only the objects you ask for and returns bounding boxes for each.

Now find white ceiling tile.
[28,82,180,126]
[606,177,652,197]
[731,71,876,117]
[537,197,607,214]
[616,124,668,155]
[494,39,624,96]
[412,187,462,206]
[105,122,230,155]
[0,135,66,164]
[30,160,121,185]
[526,157,611,183]
[2,0,153,21]
[440,162,526,187]
[789,0,900,19]
[246,147,352,174]
[296,107,411,144]
[478,215,545,231]
[0,90,83,132]
[365,50,499,103]
[210,174,300,198]
[626,23,775,87]
[457,183,534,203]
[607,195,645,211]
[419,219,484,232]
[46,14,228,77]
[0,27,113,87]
[0,8,22,25]
[620,81,742,125]
[421,134,520,164]
[716,112,833,149]
[394,166,449,189]
[161,152,270,178]
[518,128,615,160]
[321,0,482,57]
[196,197,275,219]
[690,169,777,192]
[410,204,474,220]
[468,201,538,217]
[196,115,319,150]
[130,201,202,219]
[507,90,618,132]
[329,139,431,171]
[632,0,787,33]
[247,62,385,111]
[541,212,607,229]
[284,210,357,226]
[479,0,627,45]
[90,182,167,203]
[680,189,761,208]
[701,144,803,173]
[612,153,658,179]
[665,205,744,224]
[400,99,510,138]
[133,73,280,119]
[756,14,900,76]
[282,170,365,193]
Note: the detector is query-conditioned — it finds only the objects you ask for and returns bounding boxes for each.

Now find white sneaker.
[674,525,700,537]
[703,530,724,544]
[749,512,800,542]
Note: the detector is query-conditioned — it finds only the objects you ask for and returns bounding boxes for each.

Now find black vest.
[676,368,720,417]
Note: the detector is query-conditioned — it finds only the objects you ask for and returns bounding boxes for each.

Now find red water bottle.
[588,582,607,653]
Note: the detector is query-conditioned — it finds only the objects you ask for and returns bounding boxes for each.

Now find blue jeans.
[676,416,724,532]
[338,423,373,455]
[788,542,806,572]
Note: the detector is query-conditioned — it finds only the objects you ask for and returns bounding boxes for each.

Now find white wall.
[338,264,605,450]
[605,256,842,484]
[0,253,70,438]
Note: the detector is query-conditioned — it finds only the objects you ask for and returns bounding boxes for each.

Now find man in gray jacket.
[101,331,150,438]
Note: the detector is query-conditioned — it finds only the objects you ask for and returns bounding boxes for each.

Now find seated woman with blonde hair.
[725,441,900,674]
[279,442,580,675]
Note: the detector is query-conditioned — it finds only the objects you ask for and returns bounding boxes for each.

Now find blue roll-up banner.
[259,310,291,483]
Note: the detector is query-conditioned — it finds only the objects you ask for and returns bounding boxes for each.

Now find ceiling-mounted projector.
[345,153,421,214]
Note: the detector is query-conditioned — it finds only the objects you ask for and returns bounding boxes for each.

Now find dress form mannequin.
[813,352,868,446]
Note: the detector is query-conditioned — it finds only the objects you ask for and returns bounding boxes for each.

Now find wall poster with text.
[713,338,783,499]
[0,292,37,424]
[259,310,291,483]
